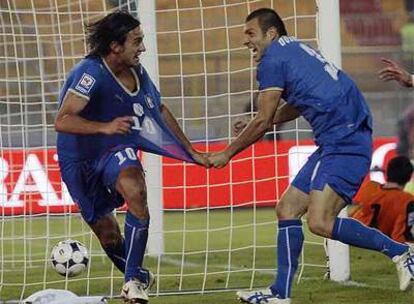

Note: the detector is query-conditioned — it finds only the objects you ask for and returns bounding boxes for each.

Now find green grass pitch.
[0,208,412,303]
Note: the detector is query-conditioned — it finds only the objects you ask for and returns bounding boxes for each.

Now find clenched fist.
[102,116,134,135]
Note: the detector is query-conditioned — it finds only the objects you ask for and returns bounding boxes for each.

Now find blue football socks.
[124,211,149,282]
[332,217,408,259]
[270,219,304,299]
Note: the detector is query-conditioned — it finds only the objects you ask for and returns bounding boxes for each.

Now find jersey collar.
[102,57,140,96]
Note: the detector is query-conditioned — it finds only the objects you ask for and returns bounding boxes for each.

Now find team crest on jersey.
[75,73,96,94]
[133,103,144,116]
[145,94,155,108]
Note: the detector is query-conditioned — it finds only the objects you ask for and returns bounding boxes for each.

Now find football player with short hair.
[208,8,414,304]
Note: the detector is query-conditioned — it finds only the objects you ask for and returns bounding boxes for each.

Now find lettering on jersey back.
[278,36,296,46]
[299,43,338,81]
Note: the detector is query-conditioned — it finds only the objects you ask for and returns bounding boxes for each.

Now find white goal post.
[137,0,164,258]
[0,0,349,301]
[317,0,351,282]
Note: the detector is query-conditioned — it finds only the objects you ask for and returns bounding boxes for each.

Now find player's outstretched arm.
[160,103,210,167]
[209,90,282,168]
[378,58,413,87]
[54,92,133,135]
[232,100,299,136]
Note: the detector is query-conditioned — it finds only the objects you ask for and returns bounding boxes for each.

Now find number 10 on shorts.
[115,147,137,165]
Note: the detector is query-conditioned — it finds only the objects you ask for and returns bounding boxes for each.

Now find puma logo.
[115,94,124,103]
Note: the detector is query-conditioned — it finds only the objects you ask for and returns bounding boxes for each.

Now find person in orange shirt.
[351,156,414,243]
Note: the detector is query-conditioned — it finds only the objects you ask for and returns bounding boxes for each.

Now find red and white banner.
[0,138,397,215]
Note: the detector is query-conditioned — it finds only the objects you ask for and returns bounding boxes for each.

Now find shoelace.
[137,269,152,289]
[404,253,414,276]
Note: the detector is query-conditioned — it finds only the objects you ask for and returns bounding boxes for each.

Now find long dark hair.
[86,10,141,57]
[246,8,287,36]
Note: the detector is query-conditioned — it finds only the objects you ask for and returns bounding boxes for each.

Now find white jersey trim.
[259,87,284,92]
[67,88,90,101]
[102,57,140,96]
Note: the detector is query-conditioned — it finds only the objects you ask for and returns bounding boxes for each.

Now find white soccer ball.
[51,239,89,277]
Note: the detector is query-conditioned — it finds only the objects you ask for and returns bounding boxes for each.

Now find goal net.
[0,0,341,301]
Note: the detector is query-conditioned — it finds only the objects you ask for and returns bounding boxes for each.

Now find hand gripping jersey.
[257,36,372,145]
[57,56,194,163]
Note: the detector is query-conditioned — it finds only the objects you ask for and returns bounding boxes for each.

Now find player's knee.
[123,187,147,206]
[126,185,149,220]
[307,216,331,238]
[307,219,326,237]
[276,201,302,220]
[275,203,286,219]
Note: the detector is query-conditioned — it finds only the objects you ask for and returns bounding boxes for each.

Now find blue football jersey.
[57,56,193,162]
[257,36,372,145]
